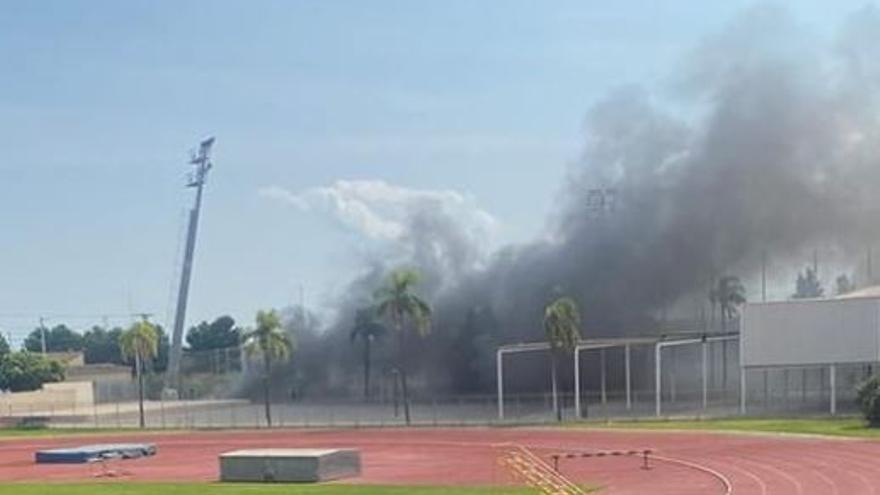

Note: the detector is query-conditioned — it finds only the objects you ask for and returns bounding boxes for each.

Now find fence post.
[600,348,607,407]
[763,369,769,411]
[654,343,662,417]
[625,343,632,411]
[830,364,837,416]
[783,369,790,411]
[701,339,708,411]
[802,368,808,403]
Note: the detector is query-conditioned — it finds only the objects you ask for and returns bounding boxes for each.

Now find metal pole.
[670,347,677,403]
[721,340,727,392]
[783,369,789,410]
[740,367,747,414]
[574,348,581,419]
[702,340,708,410]
[655,343,662,417]
[761,249,767,303]
[802,368,807,402]
[39,317,47,355]
[830,364,836,416]
[496,350,504,420]
[763,369,769,409]
[600,348,607,405]
[625,344,632,410]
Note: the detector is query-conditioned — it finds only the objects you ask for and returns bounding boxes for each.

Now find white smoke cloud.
[260,179,497,242]
[260,179,500,286]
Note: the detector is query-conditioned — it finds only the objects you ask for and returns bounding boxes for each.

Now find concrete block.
[219,448,361,483]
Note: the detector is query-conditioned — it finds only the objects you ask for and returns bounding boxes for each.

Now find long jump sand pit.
[1,427,880,493]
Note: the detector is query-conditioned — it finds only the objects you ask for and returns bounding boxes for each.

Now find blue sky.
[0,1,866,343]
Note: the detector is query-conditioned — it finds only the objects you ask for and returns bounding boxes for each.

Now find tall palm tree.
[375,268,431,425]
[119,319,159,429]
[350,307,386,401]
[709,276,747,331]
[243,310,293,427]
[543,296,582,422]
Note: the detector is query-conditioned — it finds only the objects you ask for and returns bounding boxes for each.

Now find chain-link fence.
[1,339,867,429]
[2,378,864,431]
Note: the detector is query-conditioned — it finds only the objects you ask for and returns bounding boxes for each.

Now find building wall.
[0,381,94,414]
[742,298,880,367]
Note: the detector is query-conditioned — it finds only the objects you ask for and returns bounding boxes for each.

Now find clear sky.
[0,0,866,344]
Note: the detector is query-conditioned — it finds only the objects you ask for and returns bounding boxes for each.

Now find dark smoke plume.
[281,6,880,396]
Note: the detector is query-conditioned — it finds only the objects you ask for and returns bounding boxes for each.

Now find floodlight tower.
[166,137,215,394]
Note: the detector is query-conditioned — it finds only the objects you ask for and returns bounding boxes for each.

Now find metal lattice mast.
[166,137,215,393]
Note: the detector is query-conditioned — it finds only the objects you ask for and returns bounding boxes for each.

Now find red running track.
[0,428,879,494]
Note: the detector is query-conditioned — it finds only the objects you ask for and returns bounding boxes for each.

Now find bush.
[857,375,880,427]
[0,352,65,392]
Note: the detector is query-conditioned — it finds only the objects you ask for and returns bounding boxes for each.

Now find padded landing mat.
[35,443,157,464]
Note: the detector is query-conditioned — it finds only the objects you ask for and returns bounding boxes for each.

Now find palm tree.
[709,276,746,391]
[375,268,431,425]
[350,307,386,401]
[119,319,159,429]
[709,276,747,331]
[543,296,582,422]
[243,310,293,427]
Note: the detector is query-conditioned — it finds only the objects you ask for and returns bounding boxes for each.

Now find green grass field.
[3,416,880,440]
[587,416,880,438]
[0,484,535,495]
[0,427,180,440]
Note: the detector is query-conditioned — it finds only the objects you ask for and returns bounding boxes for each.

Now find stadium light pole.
[166,137,215,395]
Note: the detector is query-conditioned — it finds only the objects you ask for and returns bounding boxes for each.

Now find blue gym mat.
[35,443,157,464]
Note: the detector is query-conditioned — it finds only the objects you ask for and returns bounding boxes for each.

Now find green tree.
[119,320,159,429]
[0,333,11,358]
[543,296,582,421]
[858,375,880,427]
[836,274,856,296]
[375,268,431,425]
[792,267,824,299]
[82,326,124,364]
[24,324,83,353]
[186,315,241,351]
[710,276,747,331]
[0,352,64,392]
[243,310,293,427]
[350,307,387,401]
[152,325,171,373]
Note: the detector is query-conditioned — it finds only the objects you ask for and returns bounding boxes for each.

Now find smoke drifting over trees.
[273,6,880,395]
